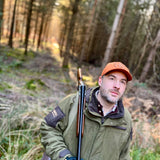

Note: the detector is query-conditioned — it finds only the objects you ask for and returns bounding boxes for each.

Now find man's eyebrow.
[107,74,116,78]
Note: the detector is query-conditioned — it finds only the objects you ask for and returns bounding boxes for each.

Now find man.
[40,62,133,160]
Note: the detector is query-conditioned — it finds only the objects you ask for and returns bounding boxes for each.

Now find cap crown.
[101,62,132,81]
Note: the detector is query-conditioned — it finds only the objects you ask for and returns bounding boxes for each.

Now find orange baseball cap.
[101,62,132,81]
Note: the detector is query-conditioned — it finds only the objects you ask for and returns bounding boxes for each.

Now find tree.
[139,29,160,82]
[62,0,81,68]
[130,0,160,81]
[37,0,55,49]
[84,0,112,65]
[79,0,98,63]
[102,0,128,69]
[59,6,70,57]
[8,0,18,48]
[32,6,39,45]
[37,8,45,50]
[0,0,5,42]
[24,0,34,55]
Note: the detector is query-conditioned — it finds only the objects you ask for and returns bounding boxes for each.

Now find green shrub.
[131,146,160,160]
[25,79,45,91]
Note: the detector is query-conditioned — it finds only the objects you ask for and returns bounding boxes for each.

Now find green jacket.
[40,87,132,160]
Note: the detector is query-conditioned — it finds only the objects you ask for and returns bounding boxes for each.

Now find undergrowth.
[131,146,160,160]
[0,99,48,160]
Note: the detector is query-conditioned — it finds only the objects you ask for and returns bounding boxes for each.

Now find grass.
[0,99,47,160]
[131,146,160,160]
[0,48,53,159]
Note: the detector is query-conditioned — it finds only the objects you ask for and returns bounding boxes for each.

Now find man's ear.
[98,76,103,86]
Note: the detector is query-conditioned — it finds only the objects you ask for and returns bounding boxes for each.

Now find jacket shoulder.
[59,93,77,109]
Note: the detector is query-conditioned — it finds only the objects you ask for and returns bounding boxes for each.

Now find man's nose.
[114,81,120,89]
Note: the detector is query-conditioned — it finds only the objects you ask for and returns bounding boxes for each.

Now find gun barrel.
[77,85,85,160]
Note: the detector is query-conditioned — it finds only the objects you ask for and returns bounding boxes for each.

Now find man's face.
[98,71,127,104]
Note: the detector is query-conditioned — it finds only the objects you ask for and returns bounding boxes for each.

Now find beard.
[99,87,122,104]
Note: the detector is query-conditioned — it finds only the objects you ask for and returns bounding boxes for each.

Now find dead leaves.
[151,123,160,143]
[123,97,135,108]
[123,96,160,147]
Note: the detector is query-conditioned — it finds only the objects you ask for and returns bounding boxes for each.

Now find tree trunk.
[59,12,69,57]
[133,35,149,76]
[44,20,51,46]
[15,0,20,39]
[19,0,26,42]
[24,0,34,55]
[62,0,80,68]
[43,15,50,46]
[8,0,18,48]
[0,0,5,41]
[80,0,98,63]
[85,0,103,64]
[37,13,45,50]
[6,0,12,38]
[139,29,160,82]
[102,0,128,69]
[33,10,39,45]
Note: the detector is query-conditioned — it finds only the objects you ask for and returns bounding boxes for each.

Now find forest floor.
[0,44,160,158]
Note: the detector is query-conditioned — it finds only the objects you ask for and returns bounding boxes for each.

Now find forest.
[0,0,160,159]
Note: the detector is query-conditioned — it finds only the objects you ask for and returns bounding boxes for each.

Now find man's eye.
[121,81,126,85]
[109,77,114,80]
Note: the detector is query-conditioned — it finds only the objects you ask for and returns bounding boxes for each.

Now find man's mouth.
[110,90,119,96]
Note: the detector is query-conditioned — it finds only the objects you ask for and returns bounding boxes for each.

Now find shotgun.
[77,68,85,160]
[66,68,85,160]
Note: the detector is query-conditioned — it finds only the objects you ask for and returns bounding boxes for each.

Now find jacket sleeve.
[40,94,77,160]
